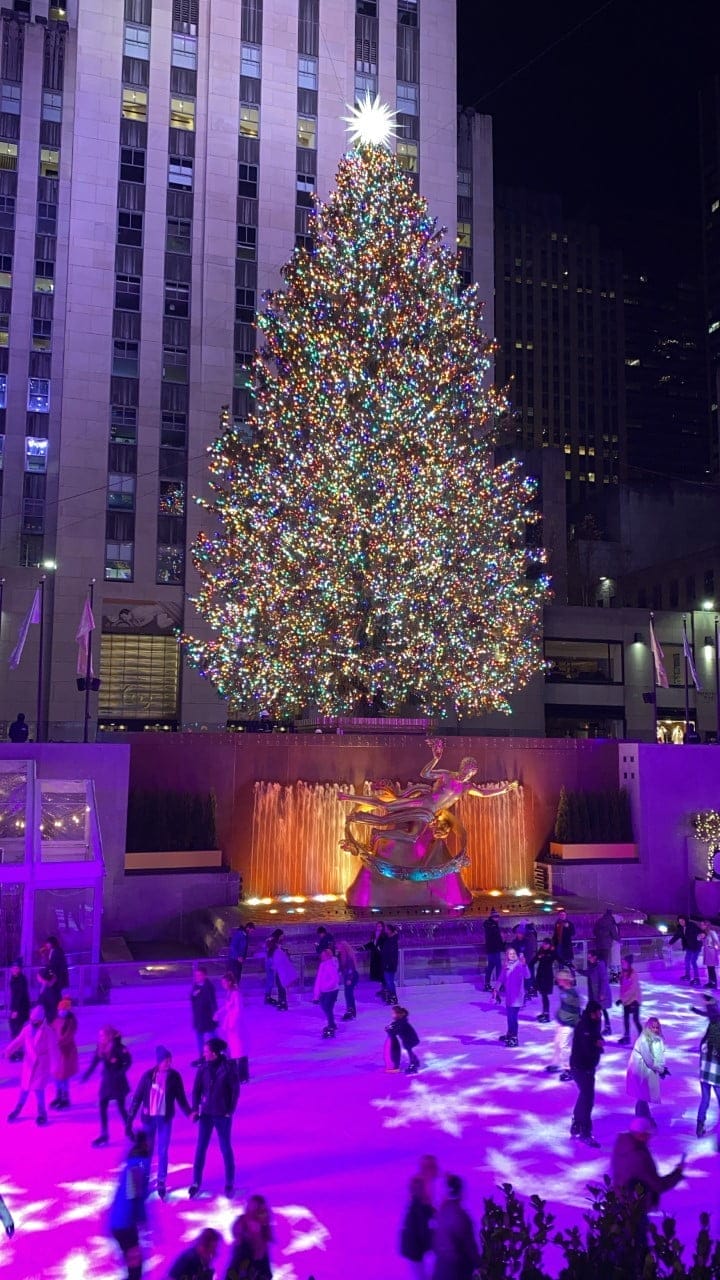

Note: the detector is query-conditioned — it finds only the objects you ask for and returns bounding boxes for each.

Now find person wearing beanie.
[569,1000,604,1147]
[188,1037,239,1199]
[126,1047,191,1200]
[8,958,30,1059]
[696,999,720,1137]
[546,968,581,1080]
[51,995,79,1110]
[5,1005,53,1125]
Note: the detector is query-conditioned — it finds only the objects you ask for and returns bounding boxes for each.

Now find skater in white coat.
[626,1017,667,1125]
[219,972,249,1083]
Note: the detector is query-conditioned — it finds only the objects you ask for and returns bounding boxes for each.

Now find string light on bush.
[692,810,720,878]
[184,117,550,718]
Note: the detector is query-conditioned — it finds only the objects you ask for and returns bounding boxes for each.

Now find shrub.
[552,790,634,844]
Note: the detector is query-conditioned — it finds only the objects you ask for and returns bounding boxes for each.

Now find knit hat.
[29,1006,44,1024]
[205,1037,227,1056]
[155,1044,171,1063]
[630,1116,654,1136]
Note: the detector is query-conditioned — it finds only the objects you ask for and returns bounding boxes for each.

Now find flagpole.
[83,579,95,744]
[36,576,46,743]
[683,616,690,738]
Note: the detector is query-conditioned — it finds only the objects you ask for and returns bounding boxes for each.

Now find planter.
[549,842,638,863]
[125,849,223,872]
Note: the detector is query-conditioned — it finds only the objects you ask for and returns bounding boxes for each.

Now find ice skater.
[188,1037,239,1199]
[617,955,642,1045]
[569,1000,604,1147]
[382,924,401,1005]
[51,995,78,1109]
[494,946,529,1048]
[313,943,340,1038]
[337,940,359,1020]
[126,1046,191,1200]
[482,909,504,991]
[399,1175,434,1279]
[696,996,720,1137]
[228,920,255,983]
[582,949,612,1034]
[7,958,29,1057]
[267,929,297,1011]
[545,968,581,1081]
[0,1194,13,1238]
[108,1130,150,1280]
[363,921,388,1001]
[226,1194,274,1279]
[219,971,249,1082]
[190,965,218,1065]
[5,1005,52,1125]
[168,1228,222,1280]
[535,937,555,1023]
[83,1024,132,1146]
[385,1006,420,1075]
[626,1016,667,1127]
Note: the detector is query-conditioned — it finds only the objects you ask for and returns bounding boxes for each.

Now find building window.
[396,139,417,173]
[0,142,18,172]
[34,273,54,294]
[39,149,60,179]
[0,314,9,346]
[170,96,195,130]
[457,221,471,248]
[0,433,4,466]
[115,273,141,311]
[235,287,255,323]
[298,55,318,90]
[398,0,418,23]
[296,171,314,206]
[162,345,188,382]
[118,210,143,246]
[0,194,15,228]
[355,73,376,101]
[161,411,187,448]
[122,87,148,122]
[166,216,191,252]
[104,542,134,581]
[159,479,185,515]
[239,105,259,138]
[37,201,57,235]
[41,90,62,122]
[357,0,377,14]
[124,25,150,60]
[108,474,136,510]
[164,281,189,317]
[98,634,179,714]
[111,405,137,443]
[457,168,471,199]
[241,45,261,78]
[396,82,418,115]
[0,255,10,288]
[0,373,6,408]
[120,147,146,184]
[237,224,257,259]
[705,569,715,599]
[171,32,197,69]
[544,639,622,684]
[0,83,21,115]
[297,116,316,148]
[25,437,49,473]
[156,544,185,585]
[238,163,258,199]
[168,156,193,189]
[27,378,50,413]
[113,339,139,378]
[32,318,52,350]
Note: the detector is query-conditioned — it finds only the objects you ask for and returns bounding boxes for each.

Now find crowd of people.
[2,908,719,1277]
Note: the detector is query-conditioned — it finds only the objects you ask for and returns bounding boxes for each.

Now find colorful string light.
[184,141,550,717]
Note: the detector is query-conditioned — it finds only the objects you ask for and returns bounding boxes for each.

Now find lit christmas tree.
[185,100,549,718]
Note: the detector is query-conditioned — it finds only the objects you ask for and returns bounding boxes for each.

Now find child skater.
[83,1024,132,1147]
[385,1006,420,1075]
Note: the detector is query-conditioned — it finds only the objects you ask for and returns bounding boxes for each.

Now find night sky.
[457,0,720,263]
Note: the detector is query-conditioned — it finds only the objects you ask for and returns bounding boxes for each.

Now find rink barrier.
[0,935,671,1010]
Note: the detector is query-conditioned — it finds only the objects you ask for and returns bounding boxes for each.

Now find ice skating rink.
[1,970,717,1279]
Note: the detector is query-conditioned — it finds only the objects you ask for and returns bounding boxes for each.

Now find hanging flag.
[683,623,701,692]
[76,596,96,677]
[649,616,669,689]
[9,587,42,670]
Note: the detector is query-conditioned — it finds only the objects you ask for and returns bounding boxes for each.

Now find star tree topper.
[343,93,398,148]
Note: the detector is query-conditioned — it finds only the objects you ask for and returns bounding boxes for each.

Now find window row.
[0,141,59,178]
[0,375,50,414]
[110,406,189,452]
[107,477,186,516]
[118,210,192,253]
[105,541,185,584]
[0,84,62,120]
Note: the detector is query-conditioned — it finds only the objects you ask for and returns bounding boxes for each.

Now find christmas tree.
[185,100,549,718]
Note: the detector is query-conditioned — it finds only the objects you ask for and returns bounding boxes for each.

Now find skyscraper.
[0,0,461,735]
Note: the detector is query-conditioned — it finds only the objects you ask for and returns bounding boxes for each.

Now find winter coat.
[619,969,642,1007]
[400,1197,434,1262]
[387,1016,420,1050]
[271,945,298,987]
[364,935,385,983]
[570,1013,603,1073]
[219,989,248,1060]
[702,927,720,967]
[497,957,529,1008]
[6,1019,54,1091]
[552,919,575,965]
[626,1030,665,1104]
[315,930,335,955]
[483,916,503,954]
[128,1065,191,1125]
[169,1245,215,1280]
[224,1240,272,1280]
[670,920,702,952]
[535,950,555,996]
[313,954,340,998]
[190,979,218,1034]
[556,986,581,1027]
[229,928,251,963]
[108,1151,150,1232]
[9,972,30,1027]
[431,1199,480,1280]
[52,1011,79,1080]
[522,925,538,964]
[584,959,612,1010]
[593,911,619,954]
[611,1132,683,1210]
[38,979,61,1025]
[83,1038,132,1100]
[47,945,69,991]
[381,933,399,974]
[191,1054,239,1117]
